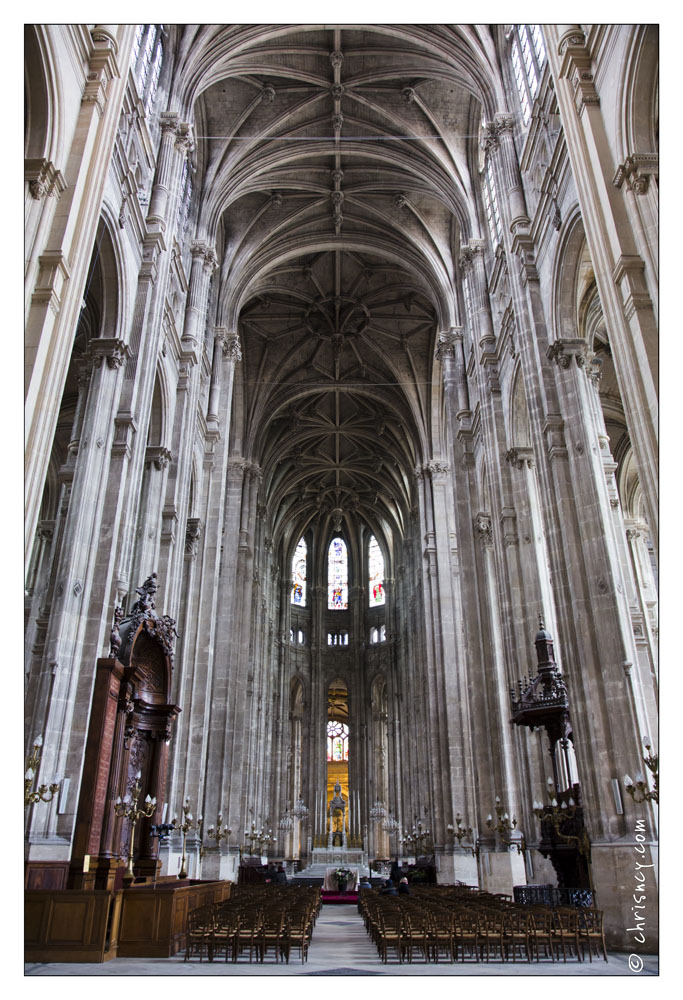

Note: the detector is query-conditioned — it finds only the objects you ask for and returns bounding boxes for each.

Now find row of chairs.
[359,886,607,964]
[184,885,321,963]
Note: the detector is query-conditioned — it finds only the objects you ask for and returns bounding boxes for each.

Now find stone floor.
[25,905,658,977]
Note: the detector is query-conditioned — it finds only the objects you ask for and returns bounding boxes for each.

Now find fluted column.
[543,24,658,549]
[25,25,136,560]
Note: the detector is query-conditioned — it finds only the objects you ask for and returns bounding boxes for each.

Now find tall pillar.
[25,25,136,559]
[543,25,658,549]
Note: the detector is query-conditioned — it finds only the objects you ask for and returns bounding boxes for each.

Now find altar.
[322,866,360,891]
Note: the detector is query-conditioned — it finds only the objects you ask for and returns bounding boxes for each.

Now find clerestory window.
[510,24,547,127]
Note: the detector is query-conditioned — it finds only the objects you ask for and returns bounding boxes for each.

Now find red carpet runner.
[321,890,359,904]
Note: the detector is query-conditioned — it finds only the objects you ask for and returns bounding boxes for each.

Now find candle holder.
[206,812,232,848]
[25,736,60,808]
[446,813,478,856]
[486,797,524,853]
[174,798,202,879]
[114,771,157,878]
[243,820,276,856]
[624,737,658,804]
[533,779,590,858]
[400,818,431,852]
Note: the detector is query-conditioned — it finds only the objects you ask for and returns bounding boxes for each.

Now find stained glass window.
[328,537,348,609]
[327,720,349,762]
[368,535,385,607]
[291,536,307,606]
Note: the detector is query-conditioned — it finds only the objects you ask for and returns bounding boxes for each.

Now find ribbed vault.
[177,25,498,551]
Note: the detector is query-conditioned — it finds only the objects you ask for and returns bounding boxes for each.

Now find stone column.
[26,336,129,851]
[543,25,658,549]
[159,243,218,616]
[26,25,136,559]
[112,112,194,593]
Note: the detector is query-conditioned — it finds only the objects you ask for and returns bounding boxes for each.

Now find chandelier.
[292,797,309,821]
[382,814,400,836]
[370,799,387,822]
[279,812,294,831]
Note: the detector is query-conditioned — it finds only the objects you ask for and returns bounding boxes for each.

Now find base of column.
[478,848,527,895]
[590,841,658,951]
[437,850,479,886]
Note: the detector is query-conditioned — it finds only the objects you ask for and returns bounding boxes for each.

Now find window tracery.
[368,535,385,607]
[510,24,547,127]
[291,536,307,606]
[328,537,349,609]
[327,720,349,761]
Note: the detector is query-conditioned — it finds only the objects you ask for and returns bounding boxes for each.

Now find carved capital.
[88,338,131,370]
[424,460,450,481]
[459,240,487,271]
[146,445,173,471]
[221,332,242,363]
[435,329,461,362]
[25,158,66,200]
[505,447,535,469]
[547,339,588,369]
[613,154,658,194]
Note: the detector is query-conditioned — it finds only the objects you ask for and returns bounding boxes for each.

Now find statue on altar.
[328,781,347,848]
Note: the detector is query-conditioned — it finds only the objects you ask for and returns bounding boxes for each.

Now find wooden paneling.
[117,880,231,957]
[25,861,69,890]
[24,890,121,963]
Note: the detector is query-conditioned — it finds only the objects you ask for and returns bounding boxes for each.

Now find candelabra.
[400,819,431,852]
[243,820,276,855]
[624,737,658,804]
[533,779,590,858]
[486,797,524,853]
[114,771,157,878]
[25,736,60,808]
[206,812,232,848]
[446,813,478,856]
[173,798,202,879]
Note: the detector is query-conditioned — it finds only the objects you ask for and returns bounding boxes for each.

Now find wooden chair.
[578,908,608,962]
[453,910,481,962]
[234,908,264,962]
[478,908,504,962]
[260,910,286,963]
[401,908,430,962]
[282,911,312,964]
[377,910,406,963]
[552,907,582,962]
[212,912,240,963]
[184,905,215,962]
[428,909,456,963]
[502,910,532,963]
[528,906,555,962]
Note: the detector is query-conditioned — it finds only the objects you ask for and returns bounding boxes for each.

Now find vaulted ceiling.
[172,25,501,553]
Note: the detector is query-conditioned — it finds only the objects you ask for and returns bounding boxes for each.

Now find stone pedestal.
[437,850,480,886]
[478,848,527,896]
[590,842,658,951]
